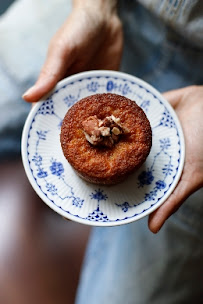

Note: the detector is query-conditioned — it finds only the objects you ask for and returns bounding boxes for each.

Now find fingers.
[23,38,76,103]
[148,175,196,233]
[163,86,197,108]
[163,89,184,108]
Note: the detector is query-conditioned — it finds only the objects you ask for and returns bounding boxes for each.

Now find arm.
[23,0,123,102]
[149,85,203,233]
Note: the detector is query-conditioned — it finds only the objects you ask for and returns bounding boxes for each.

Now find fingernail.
[22,85,36,99]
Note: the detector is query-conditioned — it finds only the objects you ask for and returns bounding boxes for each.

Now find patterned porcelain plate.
[22,70,185,226]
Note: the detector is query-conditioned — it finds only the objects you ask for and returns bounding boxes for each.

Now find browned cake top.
[60,93,152,183]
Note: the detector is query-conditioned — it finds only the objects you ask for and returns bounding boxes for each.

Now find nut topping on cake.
[82,115,129,148]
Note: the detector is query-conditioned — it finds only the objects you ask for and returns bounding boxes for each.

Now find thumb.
[163,86,197,109]
[22,39,75,103]
[148,174,197,233]
[163,88,184,108]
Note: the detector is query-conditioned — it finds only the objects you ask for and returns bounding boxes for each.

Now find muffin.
[60,93,152,185]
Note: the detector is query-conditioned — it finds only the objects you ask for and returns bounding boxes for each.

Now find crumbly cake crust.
[60,93,152,185]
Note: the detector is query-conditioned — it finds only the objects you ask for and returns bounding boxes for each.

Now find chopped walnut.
[112,127,121,135]
[82,115,129,147]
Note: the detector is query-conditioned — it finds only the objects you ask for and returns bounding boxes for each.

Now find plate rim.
[21,70,185,226]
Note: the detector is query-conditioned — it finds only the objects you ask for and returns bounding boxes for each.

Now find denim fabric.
[119,1,203,90]
[137,0,203,48]
[76,3,203,304]
[76,210,202,304]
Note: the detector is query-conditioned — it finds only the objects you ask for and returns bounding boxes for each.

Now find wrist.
[73,0,118,16]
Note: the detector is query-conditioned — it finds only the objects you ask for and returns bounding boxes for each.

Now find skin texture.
[148,86,203,233]
[60,93,152,184]
[22,0,203,232]
[22,1,123,102]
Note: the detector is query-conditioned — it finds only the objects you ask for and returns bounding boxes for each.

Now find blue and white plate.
[21,70,185,226]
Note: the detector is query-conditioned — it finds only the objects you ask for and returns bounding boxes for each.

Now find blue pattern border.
[25,74,182,224]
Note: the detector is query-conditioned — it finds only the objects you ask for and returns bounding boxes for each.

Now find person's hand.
[22,0,123,102]
[148,85,203,233]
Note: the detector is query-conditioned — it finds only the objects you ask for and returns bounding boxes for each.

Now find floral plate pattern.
[21,70,185,226]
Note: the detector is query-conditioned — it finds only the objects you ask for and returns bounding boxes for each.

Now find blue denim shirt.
[137,0,203,48]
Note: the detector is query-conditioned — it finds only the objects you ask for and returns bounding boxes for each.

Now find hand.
[148,85,203,233]
[22,0,123,102]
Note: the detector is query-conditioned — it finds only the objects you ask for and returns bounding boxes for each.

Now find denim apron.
[76,2,203,303]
